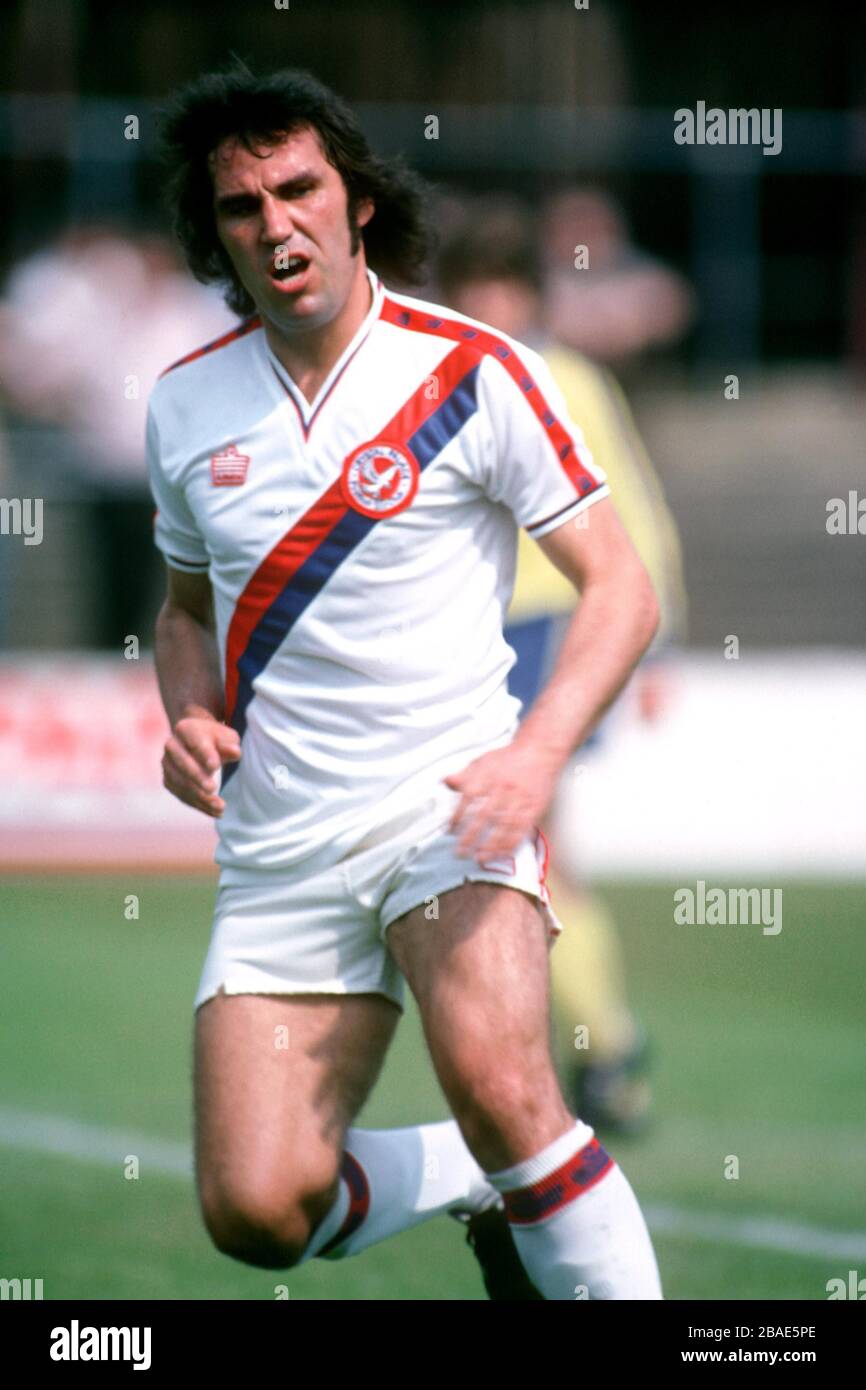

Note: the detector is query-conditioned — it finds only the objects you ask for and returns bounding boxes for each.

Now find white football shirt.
[147,268,609,875]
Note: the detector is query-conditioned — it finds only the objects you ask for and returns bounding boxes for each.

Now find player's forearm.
[512,566,659,772]
[154,600,225,728]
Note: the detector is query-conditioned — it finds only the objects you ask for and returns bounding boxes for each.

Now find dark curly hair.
[158,62,434,317]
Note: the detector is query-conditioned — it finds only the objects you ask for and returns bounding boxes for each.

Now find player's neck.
[264,263,374,407]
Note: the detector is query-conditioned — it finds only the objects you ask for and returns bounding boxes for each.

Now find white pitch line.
[0,1106,191,1178]
[1,1107,864,1263]
[644,1203,866,1263]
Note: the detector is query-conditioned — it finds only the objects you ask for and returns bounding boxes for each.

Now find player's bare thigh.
[194,989,399,1261]
[385,882,573,1173]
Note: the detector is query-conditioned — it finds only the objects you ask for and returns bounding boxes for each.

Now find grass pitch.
[1,875,863,1300]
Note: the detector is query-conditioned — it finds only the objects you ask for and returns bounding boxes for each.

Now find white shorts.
[194,784,561,1013]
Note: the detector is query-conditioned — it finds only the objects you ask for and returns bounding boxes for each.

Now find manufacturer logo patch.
[210,444,250,486]
[341,441,419,518]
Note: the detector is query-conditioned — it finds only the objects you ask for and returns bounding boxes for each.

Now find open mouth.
[270,253,311,286]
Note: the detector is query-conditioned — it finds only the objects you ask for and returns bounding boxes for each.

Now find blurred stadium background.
[1,0,864,1300]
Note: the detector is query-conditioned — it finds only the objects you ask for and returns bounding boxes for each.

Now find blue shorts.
[506,614,605,751]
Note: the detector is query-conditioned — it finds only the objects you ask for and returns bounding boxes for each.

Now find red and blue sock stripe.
[502,1136,614,1226]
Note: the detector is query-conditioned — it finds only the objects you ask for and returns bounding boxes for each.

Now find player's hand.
[635,664,675,725]
[443,742,560,863]
[162,709,241,818]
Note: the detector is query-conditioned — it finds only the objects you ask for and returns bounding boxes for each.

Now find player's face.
[210,126,374,334]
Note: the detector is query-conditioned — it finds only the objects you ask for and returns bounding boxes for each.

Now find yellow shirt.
[506,346,688,649]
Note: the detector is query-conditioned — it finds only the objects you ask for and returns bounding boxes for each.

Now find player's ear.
[355,197,375,229]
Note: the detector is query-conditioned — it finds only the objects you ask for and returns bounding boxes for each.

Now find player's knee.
[200,1177,338,1269]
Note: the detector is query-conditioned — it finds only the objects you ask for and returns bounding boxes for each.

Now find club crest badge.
[341,441,419,518]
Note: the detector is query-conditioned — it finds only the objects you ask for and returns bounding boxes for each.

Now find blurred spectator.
[540,187,695,363]
[0,226,235,647]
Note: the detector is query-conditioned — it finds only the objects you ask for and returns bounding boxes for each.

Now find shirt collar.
[266,267,384,423]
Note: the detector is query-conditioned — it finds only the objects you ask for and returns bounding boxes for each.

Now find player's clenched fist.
[162,707,241,818]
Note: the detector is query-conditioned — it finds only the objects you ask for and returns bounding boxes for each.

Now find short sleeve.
[146,403,210,573]
[478,347,610,538]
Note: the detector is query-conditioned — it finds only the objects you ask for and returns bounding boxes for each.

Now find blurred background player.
[437,197,689,1134]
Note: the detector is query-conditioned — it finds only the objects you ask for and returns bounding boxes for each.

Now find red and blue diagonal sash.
[220,342,483,781]
[379,298,601,497]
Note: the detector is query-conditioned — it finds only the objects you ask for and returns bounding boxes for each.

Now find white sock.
[298,1119,494,1263]
[485,1120,663,1300]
